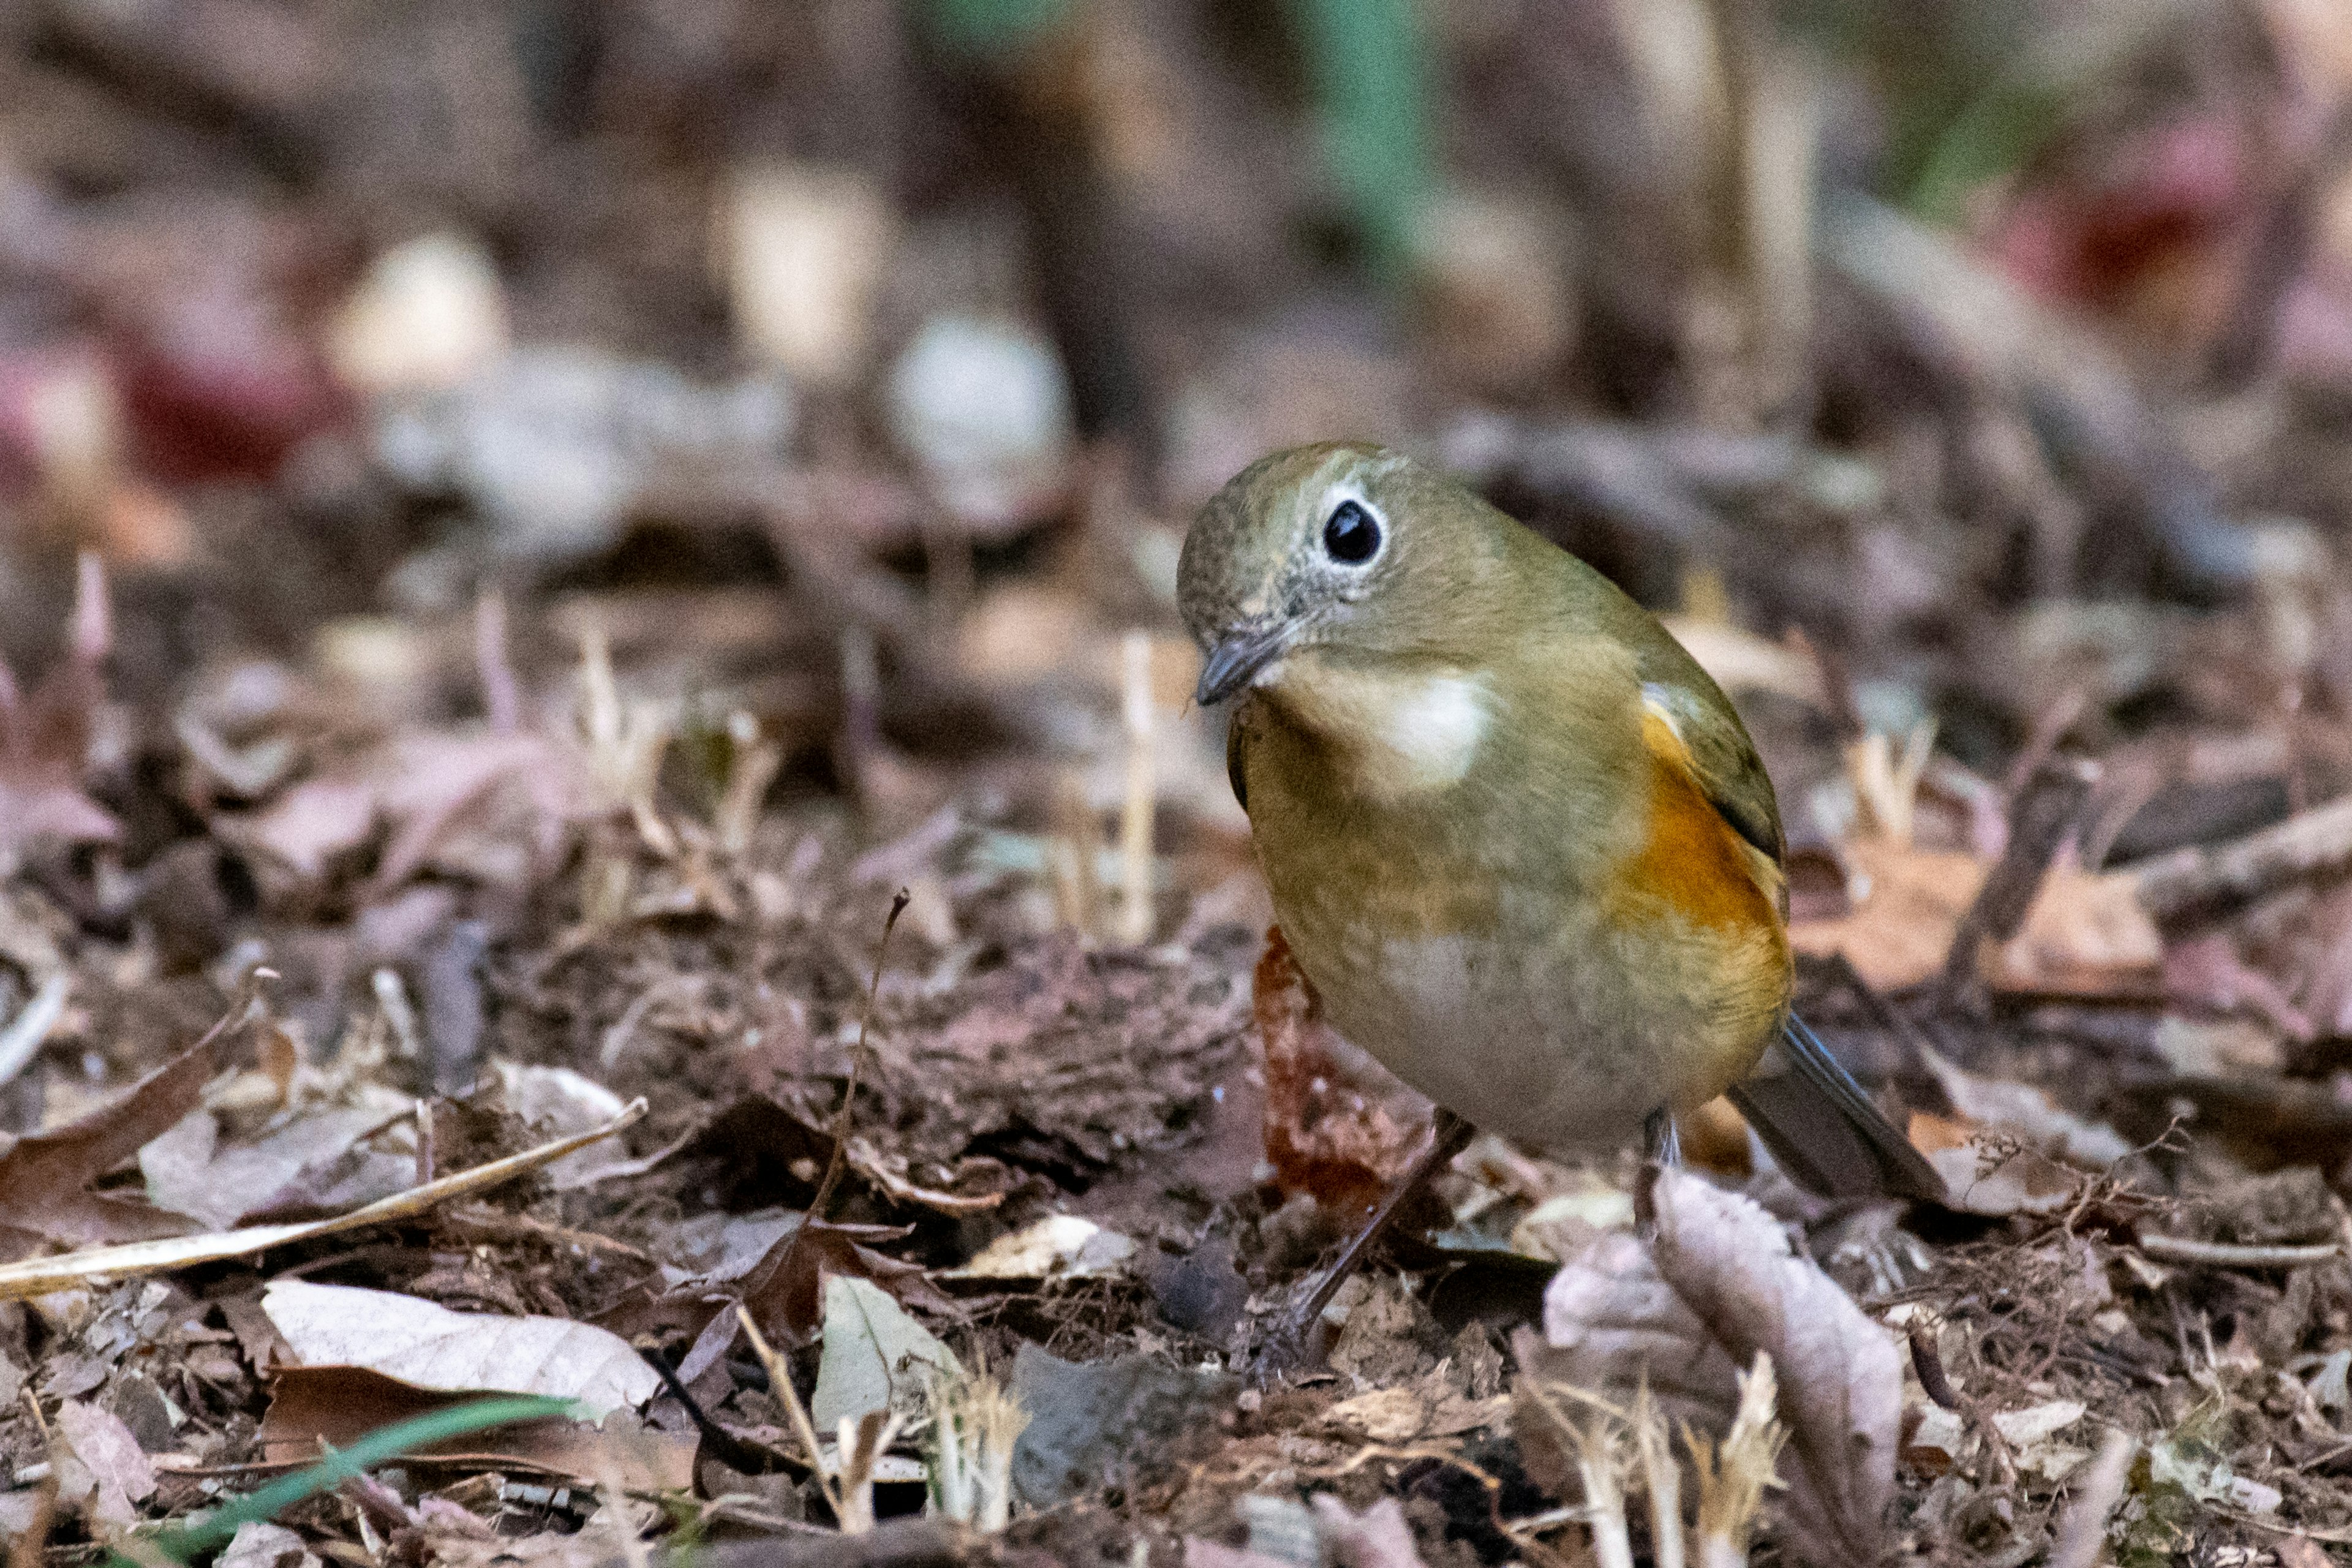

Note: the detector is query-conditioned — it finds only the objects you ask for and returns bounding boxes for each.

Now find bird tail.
[1725,1012,1945,1202]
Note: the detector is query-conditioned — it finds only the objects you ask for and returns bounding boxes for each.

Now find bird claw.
[1246,1284,1336,1384]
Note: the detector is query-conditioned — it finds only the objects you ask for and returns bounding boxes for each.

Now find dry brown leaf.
[1986,862,2164,998]
[1324,1382,1509,1444]
[1920,1047,2133,1167]
[139,1105,412,1229]
[52,1396,155,1526]
[1789,838,1980,989]
[1790,837,2161,995]
[259,1364,694,1492]
[0,1100,643,1300]
[1525,1170,1902,1566]
[262,1280,659,1413]
[0,987,255,1257]
[1649,1172,1901,1565]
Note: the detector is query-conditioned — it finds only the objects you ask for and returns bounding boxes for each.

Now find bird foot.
[1246,1288,1336,1384]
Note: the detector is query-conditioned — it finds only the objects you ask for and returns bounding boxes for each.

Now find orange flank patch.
[1616,710,1778,935]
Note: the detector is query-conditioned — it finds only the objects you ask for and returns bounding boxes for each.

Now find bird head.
[1177,442,1510,704]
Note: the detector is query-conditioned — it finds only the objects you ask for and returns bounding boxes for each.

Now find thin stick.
[761,889,910,1317]
[474,588,519,737]
[2136,1234,2343,1269]
[1115,631,1155,946]
[737,1303,841,1519]
[2130,793,2352,922]
[1943,756,2098,986]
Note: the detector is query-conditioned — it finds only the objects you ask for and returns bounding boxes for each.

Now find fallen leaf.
[1525,1169,1903,1564]
[1324,1382,1509,1444]
[1919,1046,2134,1166]
[491,1061,631,1189]
[0,1099,643,1300]
[140,1105,411,1229]
[1254,927,1417,1213]
[1649,1171,1901,1564]
[259,1365,693,1492]
[1991,1398,2086,1446]
[1986,864,2164,998]
[809,1274,960,1430]
[0,987,255,1257]
[944,1215,1134,1281]
[263,1281,658,1414]
[1790,837,2161,996]
[53,1397,154,1525]
[1929,1145,2083,1216]
[1789,838,1979,990]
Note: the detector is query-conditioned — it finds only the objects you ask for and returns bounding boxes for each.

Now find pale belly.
[1270,877,1780,1155]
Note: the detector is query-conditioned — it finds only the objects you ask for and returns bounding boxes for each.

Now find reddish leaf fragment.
[1254,927,1414,1214]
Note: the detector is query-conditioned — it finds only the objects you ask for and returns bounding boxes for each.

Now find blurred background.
[7,0,2352,1148]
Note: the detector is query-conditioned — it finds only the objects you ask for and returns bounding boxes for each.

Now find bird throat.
[1259,654,1493,801]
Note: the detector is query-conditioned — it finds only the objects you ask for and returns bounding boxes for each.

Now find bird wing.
[1634,665,1784,865]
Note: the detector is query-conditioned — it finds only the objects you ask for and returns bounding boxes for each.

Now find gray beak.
[1194,624,1290,704]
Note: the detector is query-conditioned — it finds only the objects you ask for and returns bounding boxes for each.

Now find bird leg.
[1635,1106,1679,1230]
[1643,1106,1679,1166]
[1254,1107,1475,1378]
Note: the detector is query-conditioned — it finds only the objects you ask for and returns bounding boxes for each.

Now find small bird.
[1179,442,1940,1319]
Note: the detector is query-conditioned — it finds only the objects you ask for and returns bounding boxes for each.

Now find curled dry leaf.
[1523,1169,1902,1566]
[1254,927,1417,1213]
[1649,1171,1901,1565]
[262,1280,660,1414]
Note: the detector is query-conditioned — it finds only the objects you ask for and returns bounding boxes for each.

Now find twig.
[1905,1321,2016,1493]
[0,973,69,1090]
[1633,1384,1683,1568]
[1115,630,1155,946]
[739,1303,842,1519]
[2135,1234,2343,1269]
[1943,756,2098,986]
[761,889,910,1315]
[2128,793,2352,923]
[2046,1427,2138,1568]
[474,587,519,737]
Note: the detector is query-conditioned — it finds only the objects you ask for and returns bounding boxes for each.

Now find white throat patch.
[1271,658,1493,799]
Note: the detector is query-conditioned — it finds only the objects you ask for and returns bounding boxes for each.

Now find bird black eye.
[1322,500,1381,565]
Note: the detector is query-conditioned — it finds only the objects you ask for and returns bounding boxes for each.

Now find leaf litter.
[15,6,2352,1566]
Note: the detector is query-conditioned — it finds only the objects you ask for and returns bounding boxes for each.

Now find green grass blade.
[118,1394,579,1563]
